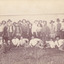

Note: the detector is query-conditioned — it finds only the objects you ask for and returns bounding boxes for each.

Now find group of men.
[0,18,64,53]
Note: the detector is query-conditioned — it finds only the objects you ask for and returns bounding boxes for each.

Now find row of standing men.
[0,18,64,42]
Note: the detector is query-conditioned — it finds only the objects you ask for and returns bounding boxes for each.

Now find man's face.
[2,21,6,25]
[51,23,54,25]
[34,20,38,24]
[20,37,23,39]
[57,21,60,23]
[43,22,47,26]
[56,37,59,41]
[7,21,11,26]
[37,24,41,27]
[18,20,22,24]
[31,36,34,39]
[23,20,26,23]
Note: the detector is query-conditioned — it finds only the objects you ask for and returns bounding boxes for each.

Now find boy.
[29,36,44,48]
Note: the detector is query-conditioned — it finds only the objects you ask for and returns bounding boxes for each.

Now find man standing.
[13,22,22,39]
[21,19,29,38]
[61,19,64,39]
[32,20,38,38]
[2,24,10,53]
[41,21,50,44]
[0,20,6,37]
[49,20,56,40]
[7,19,14,39]
[56,18,61,38]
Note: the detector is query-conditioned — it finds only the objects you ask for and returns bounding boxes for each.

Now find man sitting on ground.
[46,38,55,48]
[19,37,29,47]
[12,37,20,47]
[55,36,64,51]
[29,36,44,48]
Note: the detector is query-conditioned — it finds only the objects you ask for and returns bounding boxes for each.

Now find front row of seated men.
[0,35,64,53]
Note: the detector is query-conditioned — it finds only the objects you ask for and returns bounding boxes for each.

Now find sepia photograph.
[0,0,64,64]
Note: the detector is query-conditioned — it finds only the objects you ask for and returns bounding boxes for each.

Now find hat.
[50,20,55,24]
[2,20,6,24]
[22,19,26,22]
[39,20,42,23]
[57,18,60,22]
[43,20,47,22]
[18,20,22,23]
[7,19,12,22]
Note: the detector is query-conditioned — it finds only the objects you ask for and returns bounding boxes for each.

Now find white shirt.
[29,38,43,47]
[61,23,64,31]
[32,23,38,34]
[12,38,20,46]
[19,38,29,46]
[49,24,55,34]
[36,26,42,32]
[55,39,64,47]
[46,41,55,48]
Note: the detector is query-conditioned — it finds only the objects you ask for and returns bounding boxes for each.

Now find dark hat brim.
[50,20,54,23]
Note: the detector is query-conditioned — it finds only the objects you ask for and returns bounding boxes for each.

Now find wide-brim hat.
[57,18,60,22]
[2,20,6,23]
[7,19,12,22]
[18,20,22,23]
[43,20,47,22]
[50,20,55,23]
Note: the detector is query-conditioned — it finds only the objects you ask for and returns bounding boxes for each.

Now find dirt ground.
[0,47,64,64]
